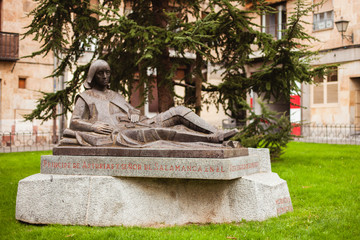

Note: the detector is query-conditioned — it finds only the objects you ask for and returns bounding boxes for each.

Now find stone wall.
[0,0,55,132]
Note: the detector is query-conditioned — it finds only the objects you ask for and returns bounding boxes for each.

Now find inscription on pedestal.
[41,155,260,180]
[276,197,293,215]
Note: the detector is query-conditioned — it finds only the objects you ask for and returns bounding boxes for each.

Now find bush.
[233,101,294,159]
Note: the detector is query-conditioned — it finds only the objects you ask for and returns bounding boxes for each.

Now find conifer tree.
[24,0,321,122]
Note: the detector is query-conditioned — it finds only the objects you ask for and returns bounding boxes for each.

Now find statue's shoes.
[223,129,239,141]
[209,129,239,143]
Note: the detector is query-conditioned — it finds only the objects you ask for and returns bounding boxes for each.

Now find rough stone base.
[16,172,292,226]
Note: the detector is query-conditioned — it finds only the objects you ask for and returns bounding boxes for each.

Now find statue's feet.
[222,129,239,141]
[208,129,239,143]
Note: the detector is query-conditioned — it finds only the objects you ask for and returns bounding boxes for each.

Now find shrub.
[233,101,294,159]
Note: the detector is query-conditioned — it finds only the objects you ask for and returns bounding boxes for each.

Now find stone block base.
[16,172,292,226]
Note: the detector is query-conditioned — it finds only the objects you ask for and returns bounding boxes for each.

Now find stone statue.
[60,59,238,147]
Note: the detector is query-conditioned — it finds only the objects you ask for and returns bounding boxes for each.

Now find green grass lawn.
[0,142,359,240]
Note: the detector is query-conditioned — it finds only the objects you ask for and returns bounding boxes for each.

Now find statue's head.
[84,59,111,89]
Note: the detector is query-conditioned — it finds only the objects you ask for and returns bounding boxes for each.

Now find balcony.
[0,32,19,61]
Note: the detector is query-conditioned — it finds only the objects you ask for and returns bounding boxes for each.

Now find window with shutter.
[312,67,338,105]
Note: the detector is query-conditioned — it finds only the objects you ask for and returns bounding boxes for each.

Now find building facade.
[0,0,55,136]
[302,0,360,126]
[248,0,359,130]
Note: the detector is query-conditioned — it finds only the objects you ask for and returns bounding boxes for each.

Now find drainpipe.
[53,54,57,143]
[261,13,266,33]
[277,5,283,40]
[58,72,65,139]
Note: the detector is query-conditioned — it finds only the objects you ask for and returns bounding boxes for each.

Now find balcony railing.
[0,32,19,61]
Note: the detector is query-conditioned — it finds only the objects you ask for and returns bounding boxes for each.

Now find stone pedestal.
[15,148,292,226]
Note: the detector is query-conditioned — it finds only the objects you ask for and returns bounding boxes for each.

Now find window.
[313,67,338,104]
[262,4,286,40]
[312,0,334,31]
[313,10,333,31]
[18,77,26,89]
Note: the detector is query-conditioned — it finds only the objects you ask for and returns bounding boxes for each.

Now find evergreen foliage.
[23,0,327,155]
[24,0,319,119]
[235,101,294,158]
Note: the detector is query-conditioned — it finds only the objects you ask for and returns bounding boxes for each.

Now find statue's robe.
[60,89,223,147]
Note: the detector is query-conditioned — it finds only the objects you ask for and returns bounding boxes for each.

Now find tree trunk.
[194,53,203,116]
[152,0,174,112]
[157,49,174,112]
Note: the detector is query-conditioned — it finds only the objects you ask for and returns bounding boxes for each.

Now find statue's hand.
[130,114,140,123]
[91,122,113,134]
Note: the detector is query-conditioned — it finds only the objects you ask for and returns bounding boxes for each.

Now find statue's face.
[94,65,111,88]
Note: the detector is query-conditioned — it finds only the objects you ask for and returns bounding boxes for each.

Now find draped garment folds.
[60,89,229,148]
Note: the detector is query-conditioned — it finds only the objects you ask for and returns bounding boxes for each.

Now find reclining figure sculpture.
[60,59,238,147]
